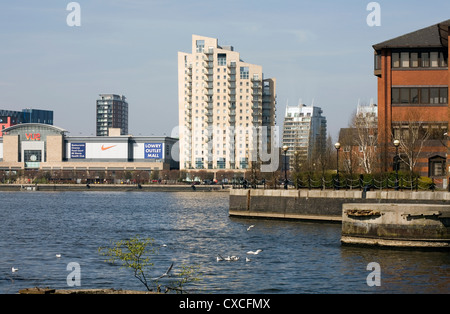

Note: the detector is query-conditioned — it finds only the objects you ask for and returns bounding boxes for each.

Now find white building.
[177,35,277,170]
[282,103,327,166]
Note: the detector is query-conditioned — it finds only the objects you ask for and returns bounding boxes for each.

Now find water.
[0,191,449,294]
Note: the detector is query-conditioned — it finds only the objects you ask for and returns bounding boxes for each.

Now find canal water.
[0,191,449,294]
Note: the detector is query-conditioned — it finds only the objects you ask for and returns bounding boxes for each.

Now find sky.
[1,0,449,141]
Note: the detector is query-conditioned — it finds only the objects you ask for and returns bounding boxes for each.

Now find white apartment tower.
[178,35,276,170]
[282,103,327,165]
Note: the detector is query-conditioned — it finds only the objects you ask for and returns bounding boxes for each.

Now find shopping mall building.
[0,123,179,174]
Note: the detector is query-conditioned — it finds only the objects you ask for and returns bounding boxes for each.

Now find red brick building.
[373,19,449,183]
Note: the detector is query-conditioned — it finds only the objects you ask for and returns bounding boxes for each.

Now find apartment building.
[178,35,276,170]
[96,94,128,136]
[282,103,327,167]
[373,19,449,180]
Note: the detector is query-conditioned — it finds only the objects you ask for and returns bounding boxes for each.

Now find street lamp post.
[334,142,341,190]
[393,139,400,191]
[282,145,289,190]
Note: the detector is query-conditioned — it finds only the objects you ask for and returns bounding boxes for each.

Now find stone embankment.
[229,189,450,223]
[229,189,450,249]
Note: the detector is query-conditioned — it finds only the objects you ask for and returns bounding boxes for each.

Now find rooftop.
[373,19,450,50]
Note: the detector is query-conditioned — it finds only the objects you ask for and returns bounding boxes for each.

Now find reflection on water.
[0,191,449,294]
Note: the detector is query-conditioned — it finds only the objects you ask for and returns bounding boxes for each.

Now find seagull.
[247,225,255,231]
[152,263,173,280]
[11,267,18,273]
[217,254,224,262]
[247,249,263,255]
[230,256,240,261]
[246,257,251,262]
[56,254,61,258]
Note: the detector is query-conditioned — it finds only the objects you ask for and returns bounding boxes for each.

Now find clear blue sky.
[1,0,449,140]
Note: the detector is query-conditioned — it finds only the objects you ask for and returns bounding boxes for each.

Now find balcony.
[204,47,214,55]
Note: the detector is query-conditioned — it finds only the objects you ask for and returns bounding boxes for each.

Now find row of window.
[392,51,448,68]
[391,87,448,105]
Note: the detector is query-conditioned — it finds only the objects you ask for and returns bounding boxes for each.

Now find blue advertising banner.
[144,143,163,159]
[71,143,86,159]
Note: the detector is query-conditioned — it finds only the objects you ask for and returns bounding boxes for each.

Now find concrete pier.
[229,189,450,223]
[341,203,450,248]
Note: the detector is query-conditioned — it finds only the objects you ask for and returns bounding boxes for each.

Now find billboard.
[86,142,128,159]
[144,143,163,159]
[70,143,86,159]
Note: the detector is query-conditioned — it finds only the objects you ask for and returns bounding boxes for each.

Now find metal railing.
[231,175,439,192]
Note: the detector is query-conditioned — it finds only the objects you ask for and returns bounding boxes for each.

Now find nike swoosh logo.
[101,144,117,151]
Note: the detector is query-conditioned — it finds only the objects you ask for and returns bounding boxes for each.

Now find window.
[374,52,381,70]
[196,40,204,53]
[439,52,448,67]
[420,88,429,104]
[400,88,409,103]
[430,52,439,67]
[392,87,448,105]
[217,53,226,66]
[410,88,419,103]
[410,53,419,67]
[392,88,400,104]
[401,52,409,68]
[421,52,430,67]
[392,50,447,68]
[441,88,448,104]
[429,156,446,177]
[240,67,249,79]
[392,53,400,68]
[430,88,439,104]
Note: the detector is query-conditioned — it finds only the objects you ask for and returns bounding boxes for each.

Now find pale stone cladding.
[178,35,276,171]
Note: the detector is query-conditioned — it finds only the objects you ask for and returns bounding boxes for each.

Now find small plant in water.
[98,236,202,293]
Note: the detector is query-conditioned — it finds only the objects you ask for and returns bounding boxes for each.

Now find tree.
[98,236,202,293]
[392,112,430,179]
[99,236,156,291]
[351,108,378,174]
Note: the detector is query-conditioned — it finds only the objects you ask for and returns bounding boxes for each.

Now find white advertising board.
[67,142,129,159]
[85,142,128,159]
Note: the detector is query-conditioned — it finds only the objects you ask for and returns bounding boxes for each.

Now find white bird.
[11,267,18,273]
[246,257,251,262]
[230,256,240,261]
[247,225,255,231]
[56,254,61,258]
[152,263,173,280]
[247,249,263,255]
[217,254,224,262]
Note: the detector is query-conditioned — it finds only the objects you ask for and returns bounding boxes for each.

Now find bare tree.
[391,112,430,178]
[351,108,378,174]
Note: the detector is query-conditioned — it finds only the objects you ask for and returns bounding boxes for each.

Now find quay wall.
[341,203,450,248]
[229,189,450,223]
[0,183,228,192]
